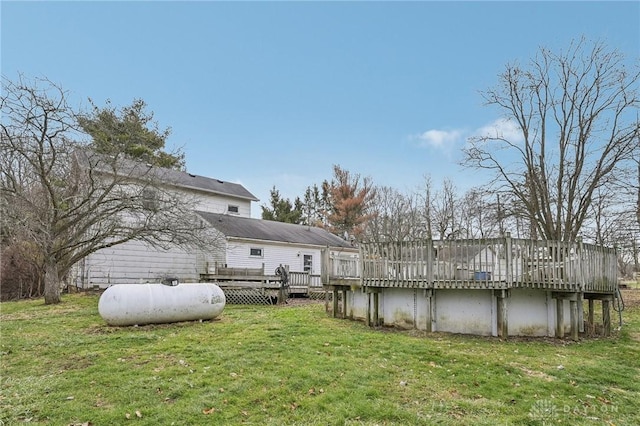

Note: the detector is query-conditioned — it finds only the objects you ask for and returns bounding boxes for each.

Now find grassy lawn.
[1,291,639,426]
[620,280,640,290]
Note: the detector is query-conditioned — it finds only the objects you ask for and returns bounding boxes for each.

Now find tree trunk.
[43,259,62,304]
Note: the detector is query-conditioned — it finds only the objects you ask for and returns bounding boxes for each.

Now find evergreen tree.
[261,186,304,224]
[78,99,185,170]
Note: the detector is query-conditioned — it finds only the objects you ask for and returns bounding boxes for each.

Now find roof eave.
[226,236,358,251]
[174,183,259,201]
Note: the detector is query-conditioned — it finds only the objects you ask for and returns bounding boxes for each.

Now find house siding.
[225,239,322,275]
[192,191,251,217]
[79,182,252,288]
[196,248,225,275]
[82,240,199,287]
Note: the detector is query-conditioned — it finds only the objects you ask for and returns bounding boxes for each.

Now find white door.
[302,253,313,274]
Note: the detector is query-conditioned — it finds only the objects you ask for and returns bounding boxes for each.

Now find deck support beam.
[556,298,565,338]
[584,293,615,337]
[365,288,381,326]
[552,292,580,340]
[343,288,348,319]
[587,299,595,335]
[424,289,434,333]
[570,299,579,341]
[496,289,509,338]
[602,299,611,337]
[326,285,351,319]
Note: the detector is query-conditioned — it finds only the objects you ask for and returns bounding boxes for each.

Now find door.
[302,254,313,274]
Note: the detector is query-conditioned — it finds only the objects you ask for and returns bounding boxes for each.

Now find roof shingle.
[197,211,355,248]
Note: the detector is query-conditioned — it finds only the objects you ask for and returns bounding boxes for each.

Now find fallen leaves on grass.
[125,411,143,419]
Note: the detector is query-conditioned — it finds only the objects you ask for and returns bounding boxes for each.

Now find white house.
[76,165,357,288]
[76,166,259,287]
[195,211,357,278]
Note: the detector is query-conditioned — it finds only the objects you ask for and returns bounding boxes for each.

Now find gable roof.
[157,168,258,201]
[436,244,497,263]
[196,211,355,249]
[76,150,258,201]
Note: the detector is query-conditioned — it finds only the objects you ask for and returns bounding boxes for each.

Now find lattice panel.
[308,290,328,300]
[222,289,276,305]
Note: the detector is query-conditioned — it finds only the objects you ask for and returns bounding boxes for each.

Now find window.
[250,248,263,257]
[227,205,239,214]
[142,189,158,211]
[303,254,313,273]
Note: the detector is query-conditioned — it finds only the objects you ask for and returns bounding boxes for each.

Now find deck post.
[588,298,595,335]
[332,287,339,318]
[425,289,433,333]
[366,291,371,327]
[342,288,348,319]
[325,288,330,316]
[578,293,584,333]
[570,296,579,341]
[556,298,564,338]
[496,289,509,338]
[321,248,330,286]
[366,288,381,326]
[602,299,611,337]
[373,290,380,326]
[504,233,512,286]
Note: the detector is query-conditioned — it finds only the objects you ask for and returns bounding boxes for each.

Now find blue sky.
[2,1,639,217]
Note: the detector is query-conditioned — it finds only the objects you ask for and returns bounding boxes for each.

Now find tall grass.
[1,291,639,425]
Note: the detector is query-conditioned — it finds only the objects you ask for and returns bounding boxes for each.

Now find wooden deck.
[351,236,618,293]
[321,236,619,339]
[200,264,288,304]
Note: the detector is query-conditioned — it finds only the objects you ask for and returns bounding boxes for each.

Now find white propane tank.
[98,283,225,326]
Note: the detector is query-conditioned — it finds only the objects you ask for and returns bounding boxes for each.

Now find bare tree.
[458,187,503,239]
[606,151,640,276]
[419,175,434,240]
[1,76,219,304]
[363,186,422,243]
[463,38,639,241]
[431,178,459,240]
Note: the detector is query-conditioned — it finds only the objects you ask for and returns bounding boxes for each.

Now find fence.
[357,236,617,293]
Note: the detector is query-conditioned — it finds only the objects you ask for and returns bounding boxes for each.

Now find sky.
[2,1,639,218]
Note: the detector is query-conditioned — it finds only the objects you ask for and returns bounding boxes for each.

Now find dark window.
[250,248,263,257]
[142,189,158,211]
[303,254,313,273]
[228,205,239,214]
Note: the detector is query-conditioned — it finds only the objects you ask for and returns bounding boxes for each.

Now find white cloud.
[415,118,524,154]
[474,118,523,143]
[415,129,464,149]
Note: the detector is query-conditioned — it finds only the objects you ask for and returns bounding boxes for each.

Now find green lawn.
[1,291,639,425]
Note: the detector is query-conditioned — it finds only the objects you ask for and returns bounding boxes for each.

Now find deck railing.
[288,271,322,289]
[321,250,360,285]
[354,236,617,293]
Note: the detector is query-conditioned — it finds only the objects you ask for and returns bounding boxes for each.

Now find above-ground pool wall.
[508,289,550,336]
[380,289,431,330]
[507,289,551,336]
[348,290,368,320]
[432,289,494,336]
[346,287,578,337]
